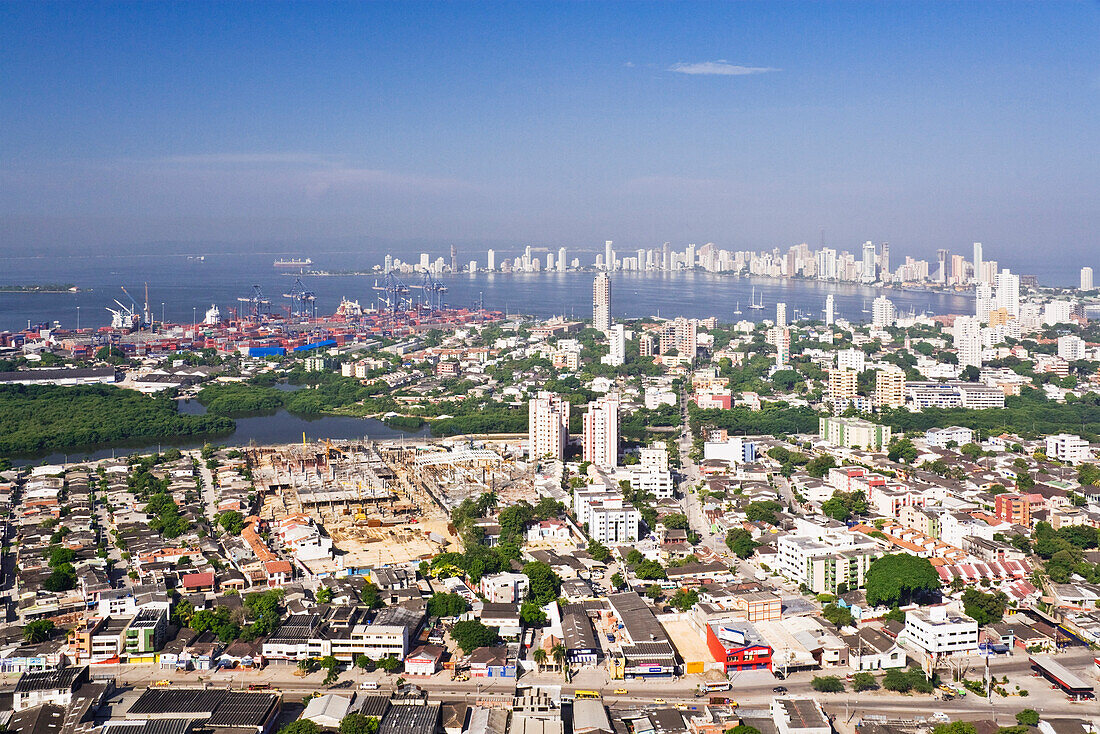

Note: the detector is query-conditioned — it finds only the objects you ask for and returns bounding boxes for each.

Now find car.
[772,686,787,693]
[614,689,628,695]
[930,713,950,723]
[653,698,666,705]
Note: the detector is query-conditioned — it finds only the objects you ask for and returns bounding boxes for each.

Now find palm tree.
[551,643,568,681]
[532,647,547,674]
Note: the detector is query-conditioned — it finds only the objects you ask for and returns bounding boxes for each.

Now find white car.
[929,713,950,723]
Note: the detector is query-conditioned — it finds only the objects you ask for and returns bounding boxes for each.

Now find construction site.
[246,438,538,566]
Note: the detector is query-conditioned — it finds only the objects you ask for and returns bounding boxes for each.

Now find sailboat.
[733,301,742,315]
[861,298,870,314]
[748,286,764,310]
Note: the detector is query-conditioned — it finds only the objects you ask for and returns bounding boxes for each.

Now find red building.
[995,493,1031,527]
[705,623,773,673]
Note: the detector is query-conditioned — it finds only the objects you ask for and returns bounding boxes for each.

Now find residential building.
[874,367,905,408]
[583,395,619,468]
[528,392,570,461]
[1046,434,1091,465]
[818,416,892,451]
[593,273,611,333]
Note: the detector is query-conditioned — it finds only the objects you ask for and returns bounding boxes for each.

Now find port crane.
[411,271,447,312]
[282,277,317,318]
[237,285,271,321]
[371,272,411,325]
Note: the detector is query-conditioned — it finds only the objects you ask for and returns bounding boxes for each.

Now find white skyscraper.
[419,253,430,271]
[954,315,983,369]
[825,294,835,326]
[973,242,984,283]
[528,392,570,461]
[605,324,626,366]
[975,282,993,323]
[871,295,896,327]
[604,240,615,271]
[545,253,553,271]
[861,241,877,283]
[487,249,496,271]
[1081,267,1093,291]
[384,254,393,274]
[994,269,1020,318]
[583,395,619,468]
[558,247,567,272]
[817,248,837,280]
[593,272,611,333]
[776,302,787,328]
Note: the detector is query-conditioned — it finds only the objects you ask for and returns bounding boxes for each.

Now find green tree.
[962,588,1008,625]
[851,672,877,692]
[340,714,380,734]
[427,592,469,618]
[669,588,699,612]
[811,676,845,692]
[523,561,562,605]
[450,620,498,654]
[315,587,333,605]
[933,724,977,734]
[887,437,919,464]
[865,554,941,608]
[745,500,783,525]
[586,540,612,563]
[280,721,321,734]
[725,528,758,558]
[805,455,837,478]
[821,604,854,627]
[217,510,246,535]
[23,619,55,643]
[520,600,548,626]
[1015,710,1040,727]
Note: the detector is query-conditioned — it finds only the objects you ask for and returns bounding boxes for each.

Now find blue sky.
[2,1,1099,268]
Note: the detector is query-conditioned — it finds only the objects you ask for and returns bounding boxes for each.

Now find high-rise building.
[828,368,858,404]
[384,254,393,274]
[419,253,430,271]
[673,317,697,360]
[975,282,993,323]
[604,240,615,271]
[861,241,877,283]
[558,247,567,272]
[994,269,1020,318]
[953,315,983,368]
[936,249,949,283]
[450,245,458,273]
[583,395,619,468]
[879,242,890,278]
[545,253,553,271]
[486,249,496,272]
[776,302,787,328]
[1081,266,1093,291]
[593,273,611,333]
[825,294,835,326]
[871,295,896,328]
[874,367,906,408]
[468,259,477,273]
[973,242,984,283]
[837,348,866,373]
[528,392,570,461]
[685,243,696,269]
[950,254,967,286]
[606,324,626,366]
[769,326,790,368]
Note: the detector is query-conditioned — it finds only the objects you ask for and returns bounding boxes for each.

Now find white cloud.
[668,60,778,76]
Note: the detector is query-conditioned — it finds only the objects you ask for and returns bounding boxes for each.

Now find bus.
[574,690,602,700]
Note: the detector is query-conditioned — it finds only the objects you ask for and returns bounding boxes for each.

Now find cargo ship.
[274,258,312,268]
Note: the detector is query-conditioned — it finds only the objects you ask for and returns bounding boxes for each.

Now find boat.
[748,286,764,309]
[733,301,742,315]
[274,258,313,268]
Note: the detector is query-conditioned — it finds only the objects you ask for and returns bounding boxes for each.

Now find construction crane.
[237,285,271,321]
[283,277,317,318]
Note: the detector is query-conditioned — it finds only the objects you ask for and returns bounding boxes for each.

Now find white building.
[994,269,1020,318]
[703,436,757,464]
[924,426,973,448]
[588,501,641,543]
[1081,266,1094,291]
[629,468,675,500]
[836,348,866,373]
[604,324,626,366]
[1057,334,1086,362]
[902,606,978,657]
[1046,434,1091,465]
[480,572,530,604]
[871,295,896,328]
[593,273,611,333]
[582,395,619,468]
[529,392,570,461]
[776,534,880,595]
[953,315,983,369]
